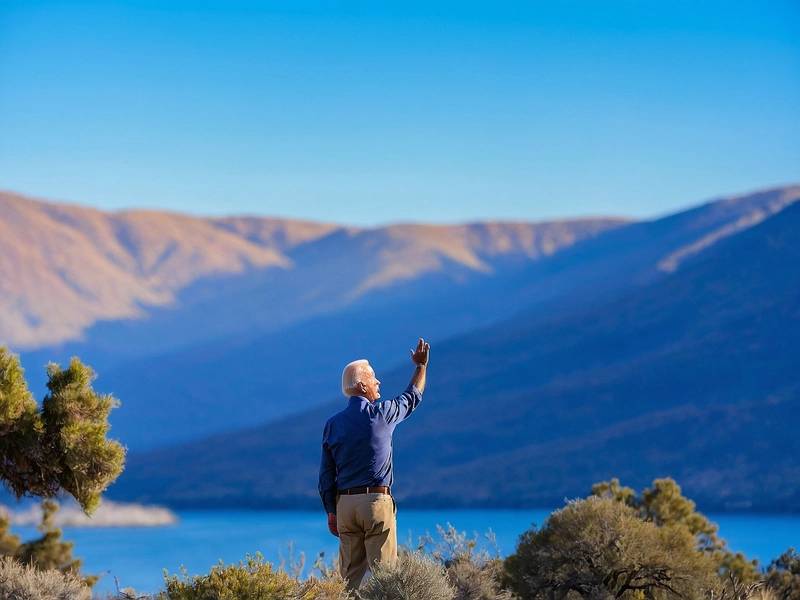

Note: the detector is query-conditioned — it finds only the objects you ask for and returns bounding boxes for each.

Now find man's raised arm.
[408,337,429,393]
[380,338,430,425]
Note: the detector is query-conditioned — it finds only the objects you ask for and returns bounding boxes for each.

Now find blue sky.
[1,1,798,225]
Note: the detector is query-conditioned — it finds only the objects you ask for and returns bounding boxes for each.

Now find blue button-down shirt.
[318,385,423,513]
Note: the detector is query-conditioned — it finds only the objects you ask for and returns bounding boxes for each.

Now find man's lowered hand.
[327,512,339,537]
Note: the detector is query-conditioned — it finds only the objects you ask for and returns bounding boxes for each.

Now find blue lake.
[13,509,800,596]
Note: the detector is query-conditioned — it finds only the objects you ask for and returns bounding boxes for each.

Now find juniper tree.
[592,477,759,583]
[0,347,124,586]
[504,496,718,600]
[764,548,800,600]
[0,346,125,514]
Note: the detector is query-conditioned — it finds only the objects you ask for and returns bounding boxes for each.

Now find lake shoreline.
[99,503,800,517]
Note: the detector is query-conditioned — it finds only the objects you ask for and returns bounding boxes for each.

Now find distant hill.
[2,191,624,447]
[104,185,800,511]
[0,191,328,348]
[1,191,622,356]
[78,184,799,449]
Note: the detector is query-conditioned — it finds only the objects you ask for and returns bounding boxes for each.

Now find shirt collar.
[349,395,370,406]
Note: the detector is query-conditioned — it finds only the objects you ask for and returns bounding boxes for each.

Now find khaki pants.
[336,492,397,590]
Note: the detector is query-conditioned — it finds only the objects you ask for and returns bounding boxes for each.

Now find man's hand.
[410,337,430,367]
[327,512,339,537]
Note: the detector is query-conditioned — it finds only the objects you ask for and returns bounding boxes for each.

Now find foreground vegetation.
[4,480,798,600]
[1,347,798,599]
[0,346,124,593]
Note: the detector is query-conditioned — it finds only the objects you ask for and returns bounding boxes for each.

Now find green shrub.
[161,552,296,600]
[0,348,125,515]
[0,348,123,590]
[41,358,126,515]
[764,548,800,600]
[592,478,759,583]
[358,551,455,600]
[504,496,718,600]
[0,555,91,600]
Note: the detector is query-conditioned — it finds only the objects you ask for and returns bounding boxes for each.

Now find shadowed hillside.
[84,185,799,449]
[5,192,624,448]
[5,186,798,457]
[106,191,800,511]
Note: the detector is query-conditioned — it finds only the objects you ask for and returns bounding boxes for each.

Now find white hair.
[342,359,372,397]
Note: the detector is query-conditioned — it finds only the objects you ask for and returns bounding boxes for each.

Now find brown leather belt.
[339,486,390,495]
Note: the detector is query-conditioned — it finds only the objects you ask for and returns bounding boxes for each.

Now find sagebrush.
[358,551,455,600]
[0,555,92,600]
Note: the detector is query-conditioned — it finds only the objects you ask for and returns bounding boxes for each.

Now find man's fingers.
[411,338,429,363]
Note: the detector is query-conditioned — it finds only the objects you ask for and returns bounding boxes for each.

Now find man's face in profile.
[360,366,381,401]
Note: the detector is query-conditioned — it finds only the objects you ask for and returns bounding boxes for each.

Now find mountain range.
[2,190,624,447]
[1,185,798,511]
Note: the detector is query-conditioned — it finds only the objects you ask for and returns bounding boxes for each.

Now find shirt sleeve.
[378,384,423,426]
[318,420,337,514]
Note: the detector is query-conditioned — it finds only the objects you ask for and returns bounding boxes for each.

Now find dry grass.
[0,556,92,600]
[747,588,778,600]
[295,573,353,600]
[415,523,515,600]
[446,556,516,600]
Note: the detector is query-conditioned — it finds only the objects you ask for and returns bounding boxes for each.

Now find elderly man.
[318,337,430,590]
